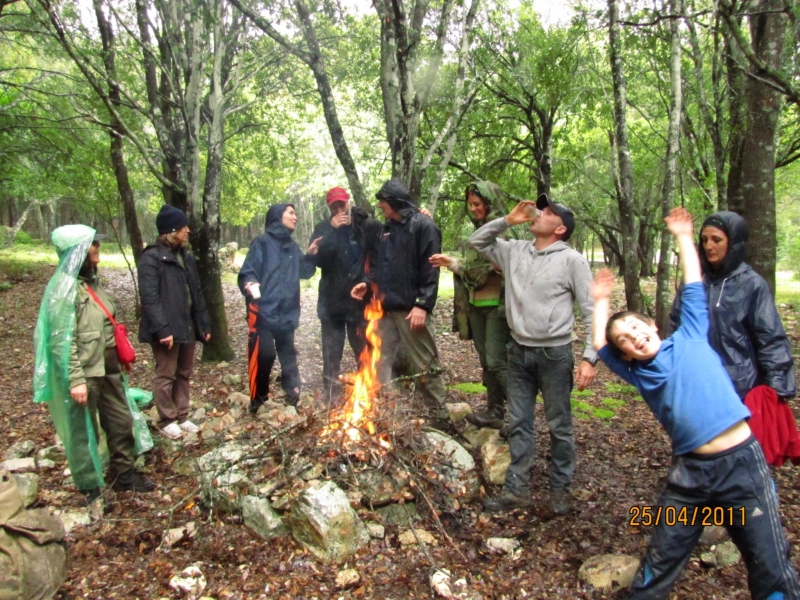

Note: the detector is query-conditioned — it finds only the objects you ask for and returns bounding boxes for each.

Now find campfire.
[321,294,392,450]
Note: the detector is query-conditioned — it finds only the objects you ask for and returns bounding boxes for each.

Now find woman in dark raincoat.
[238,203,320,414]
[430,181,511,428]
[668,210,796,401]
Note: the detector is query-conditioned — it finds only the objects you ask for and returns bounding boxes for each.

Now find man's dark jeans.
[504,339,574,496]
[321,317,367,402]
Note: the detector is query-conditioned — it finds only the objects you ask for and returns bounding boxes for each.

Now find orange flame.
[321,293,390,449]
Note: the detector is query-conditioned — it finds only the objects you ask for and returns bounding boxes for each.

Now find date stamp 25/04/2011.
[629,505,747,528]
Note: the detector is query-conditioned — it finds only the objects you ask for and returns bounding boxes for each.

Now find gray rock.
[700,541,741,568]
[227,392,250,409]
[461,425,498,450]
[376,502,418,526]
[1,457,37,473]
[3,440,36,461]
[356,469,407,507]
[56,509,92,534]
[36,445,66,464]
[366,522,385,539]
[420,431,480,503]
[486,537,521,555]
[37,458,57,471]
[13,472,39,507]
[578,554,640,592]
[172,456,200,476]
[240,495,287,540]
[481,432,511,485]
[259,405,301,430]
[196,442,255,512]
[288,480,370,563]
[222,374,242,387]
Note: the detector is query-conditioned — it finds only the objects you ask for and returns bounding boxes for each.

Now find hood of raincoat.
[33,224,105,490]
[465,181,507,227]
[699,211,748,282]
[376,179,418,220]
[264,203,295,242]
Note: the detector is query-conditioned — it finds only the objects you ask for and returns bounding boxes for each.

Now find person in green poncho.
[430,181,511,429]
[33,225,155,510]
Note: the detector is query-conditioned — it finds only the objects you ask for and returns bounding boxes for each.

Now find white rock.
[36,445,66,464]
[481,432,511,485]
[486,537,521,555]
[57,509,92,534]
[446,402,473,422]
[164,522,196,547]
[420,431,480,503]
[461,425,498,450]
[37,458,57,470]
[226,392,250,409]
[3,439,36,461]
[288,480,369,563]
[578,554,640,592]
[240,495,287,540]
[12,472,39,507]
[168,563,206,600]
[196,442,254,512]
[335,568,360,589]
[1,457,37,473]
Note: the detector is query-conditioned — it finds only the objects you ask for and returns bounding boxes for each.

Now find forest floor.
[1,255,800,600]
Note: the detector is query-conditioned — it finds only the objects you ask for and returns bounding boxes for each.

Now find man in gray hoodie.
[470,194,597,515]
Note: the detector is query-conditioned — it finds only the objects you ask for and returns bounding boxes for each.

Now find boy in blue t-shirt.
[591,208,799,599]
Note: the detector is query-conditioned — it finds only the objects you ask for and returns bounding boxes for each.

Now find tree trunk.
[656,0,683,333]
[724,1,747,213]
[738,0,785,295]
[8,200,35,245]
[608,0,642,312]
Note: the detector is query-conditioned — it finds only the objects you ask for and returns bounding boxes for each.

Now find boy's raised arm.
[664,207,701,285]
[591,268,615,351]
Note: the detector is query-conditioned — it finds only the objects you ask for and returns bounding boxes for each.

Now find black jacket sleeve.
[414,215,442,312]
[185,251,212,339]
[138,250,171,340]
[746,278,797,398]
[238,238,263,296]
[667,283,683,336]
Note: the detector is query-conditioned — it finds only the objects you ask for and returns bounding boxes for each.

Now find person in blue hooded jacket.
[238,204,320,414]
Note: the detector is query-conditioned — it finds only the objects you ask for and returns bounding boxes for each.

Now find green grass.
[604,382,638,395]
[448,382,487,394]
[0,241,135,270]
[775,271,800,306]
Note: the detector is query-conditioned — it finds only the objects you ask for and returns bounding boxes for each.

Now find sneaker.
[466,409,504,429]
[111,469,156,493]
[482,489,531,512]
[160,422,183,440]
[179,420,200,434]
[550,488,570,515]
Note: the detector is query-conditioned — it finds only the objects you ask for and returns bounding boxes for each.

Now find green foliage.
[571,399,616,420]
[448,382,487,394]
[602,397,627,408]
[604,382,639,395]
[14,231,34,244]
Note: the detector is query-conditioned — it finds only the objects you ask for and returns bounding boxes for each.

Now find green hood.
[465,181,507,228]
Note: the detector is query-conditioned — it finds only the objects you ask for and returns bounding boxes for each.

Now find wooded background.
[2,0,800,361]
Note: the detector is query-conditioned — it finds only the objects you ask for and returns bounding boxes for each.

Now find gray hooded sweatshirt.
[469,217,597,362]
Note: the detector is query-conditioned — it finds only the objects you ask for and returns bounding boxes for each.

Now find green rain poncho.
[33,225,104,490]
[452,181,510,340]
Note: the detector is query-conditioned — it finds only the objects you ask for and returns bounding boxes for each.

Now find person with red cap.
[305,188,380,404]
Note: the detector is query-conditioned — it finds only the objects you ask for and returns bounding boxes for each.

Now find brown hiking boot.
[550,488,570,515]
[466,409,504,429]
[482,489,531,512]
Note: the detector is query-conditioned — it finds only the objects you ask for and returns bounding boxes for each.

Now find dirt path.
[1,263,799,599]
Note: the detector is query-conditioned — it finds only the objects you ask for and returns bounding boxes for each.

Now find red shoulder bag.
[85,286,137,366]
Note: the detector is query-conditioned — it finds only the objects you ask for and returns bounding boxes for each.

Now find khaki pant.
[69,347,135,488]
[377,310,448,419]
[151,335,195,428]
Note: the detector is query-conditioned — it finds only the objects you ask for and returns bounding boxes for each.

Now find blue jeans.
[504,339,574,496]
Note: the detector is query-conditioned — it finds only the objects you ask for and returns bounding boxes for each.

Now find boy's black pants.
[630,436,799,599]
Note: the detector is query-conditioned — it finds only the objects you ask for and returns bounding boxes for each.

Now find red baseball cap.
[326,187,350,205]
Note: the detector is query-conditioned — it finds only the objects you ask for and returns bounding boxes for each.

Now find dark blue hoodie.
[238,203,316,331]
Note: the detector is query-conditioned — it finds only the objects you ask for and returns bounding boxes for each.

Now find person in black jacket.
[351,179,448,422]
[239,203,319,414]
[309,187,378,404]
[668,210,796,401]
[138,205,212,440]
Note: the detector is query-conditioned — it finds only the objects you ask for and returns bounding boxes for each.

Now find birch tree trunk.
[608,0,642,312]
[655,0,683,333]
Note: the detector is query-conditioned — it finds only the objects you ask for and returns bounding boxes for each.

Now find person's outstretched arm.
[665,207,700,285]
[591,269,615,352]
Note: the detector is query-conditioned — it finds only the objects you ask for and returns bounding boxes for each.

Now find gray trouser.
[504,339,574,495]
[151,333,195,428]
[377,310,448,419]
[467,303,509,415]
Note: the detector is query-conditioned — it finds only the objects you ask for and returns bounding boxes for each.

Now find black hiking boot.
[550,488,570,515]
[482,489,531,513]
[83,488,114,513]
[466,409,504,429]
[111,469,156,493]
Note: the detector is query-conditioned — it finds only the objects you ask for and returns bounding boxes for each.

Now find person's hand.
[664,207,694,238]
[406,306,427,330]
[351,282,367,300]
[429,254,453,269]
[70,383,88,405]
[419,207,433,218]
[308,236,323,255]
[160,335,174,350]
[330,213,350,229]
[504,201,537,226]
[121,362,133,374]
[591,269,615,301]
[204,333,211,342]
[576,360,596,391]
